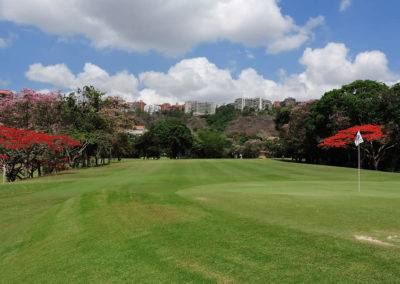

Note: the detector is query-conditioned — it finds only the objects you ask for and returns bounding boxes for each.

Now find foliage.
[134,131,160,159]
[239,134,262,145]
[0,126,80,181]
[0,89,64,132]
[243,139,264,158]
[0,87,136,179]
[205,104,238,132]
[270,80,400,170]
[280,100,316,162]
[311,80,388,138]
[151,118,193,158]
[273,107,291,131]
[318,125,388,148]
[318,124,394,170]
[193,130,226,158]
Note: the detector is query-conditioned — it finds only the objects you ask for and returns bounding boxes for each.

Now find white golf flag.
[355,131,364,146]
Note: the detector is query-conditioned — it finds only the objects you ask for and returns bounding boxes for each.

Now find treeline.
[133,105,265,159]
[271,80,400,171]
[1,79,400,176]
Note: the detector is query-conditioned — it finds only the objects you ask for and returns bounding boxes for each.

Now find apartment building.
[234,98,272,111]
[128,101,146,112]
[159,103,184,111]
[144,104,161,114]
[184,101,216,116]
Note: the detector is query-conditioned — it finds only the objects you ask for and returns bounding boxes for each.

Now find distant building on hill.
[144,104,161,114]
[159,103,171,111]
[234,98,272,111]
[185,101,216,116]
[126,125,147,137]
[128,101,146,112]
[281,97,296,108]
[159,103,184,111]
[0,90,12,99]
[273,101,281,108]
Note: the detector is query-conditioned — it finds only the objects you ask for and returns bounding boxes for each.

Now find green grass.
[1,159,400,283]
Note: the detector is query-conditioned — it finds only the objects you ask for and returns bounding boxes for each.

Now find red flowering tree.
[0,126,80,182]
[318,124,395,170]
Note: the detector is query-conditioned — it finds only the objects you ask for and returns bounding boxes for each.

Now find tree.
[0,89,64,132]
[311,80,389,138]
[243,139,264,158]
[151,118,193,158]
[318,124,395,170]
[134,132,160,158]
[0,126,80,182]
[273,107,291,131]
[280,100,317,162]
[193,130,226,158]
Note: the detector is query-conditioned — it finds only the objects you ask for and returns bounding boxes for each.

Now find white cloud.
[138,43,398,103]
[0,0,322,56]
[340,0,352,11]
[245,50,255,59]
[26,63,139,101]
[0,37,7,48]
[0,78,10,86]
[25,43,399,104]
[288,43,397,99]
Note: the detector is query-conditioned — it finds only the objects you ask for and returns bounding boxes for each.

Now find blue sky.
[0,0,399,104]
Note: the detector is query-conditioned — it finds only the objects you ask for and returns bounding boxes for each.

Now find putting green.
[179,180,400,242]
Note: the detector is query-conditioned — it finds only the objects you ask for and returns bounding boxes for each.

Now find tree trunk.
[373,155,382,171]
[82,152,87,168]
[2,164,6,184]
[24,161,29,179]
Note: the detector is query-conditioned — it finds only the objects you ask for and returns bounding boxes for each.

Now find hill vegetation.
[1,80,400,183]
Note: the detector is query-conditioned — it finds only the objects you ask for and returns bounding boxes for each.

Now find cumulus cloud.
[26,63,139,101]
[0,37,7,48]
[139,43,398,103]
[340,0,352,11]
[287,42,397,99]
[25,43,399,104]
[0,0,322,56]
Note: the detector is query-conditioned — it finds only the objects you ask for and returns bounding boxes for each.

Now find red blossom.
[0,126,81,174]
[318,124,388,148]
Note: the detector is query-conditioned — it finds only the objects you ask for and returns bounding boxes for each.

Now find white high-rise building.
[144,104,161,114]
[234,98,272,111]
[184,101,216,116]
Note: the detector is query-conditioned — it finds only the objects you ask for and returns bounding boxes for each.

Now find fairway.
[1,159,400,283]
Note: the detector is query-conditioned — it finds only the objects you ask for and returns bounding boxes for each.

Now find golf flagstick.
[355,131,364,192]
[358,145,360,192]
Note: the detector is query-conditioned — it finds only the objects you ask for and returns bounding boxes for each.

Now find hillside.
[225,114,277,138]
[184,116,208,132]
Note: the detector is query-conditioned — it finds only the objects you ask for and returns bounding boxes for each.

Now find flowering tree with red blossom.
[0,126,80,182]
[318,124,396,170]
